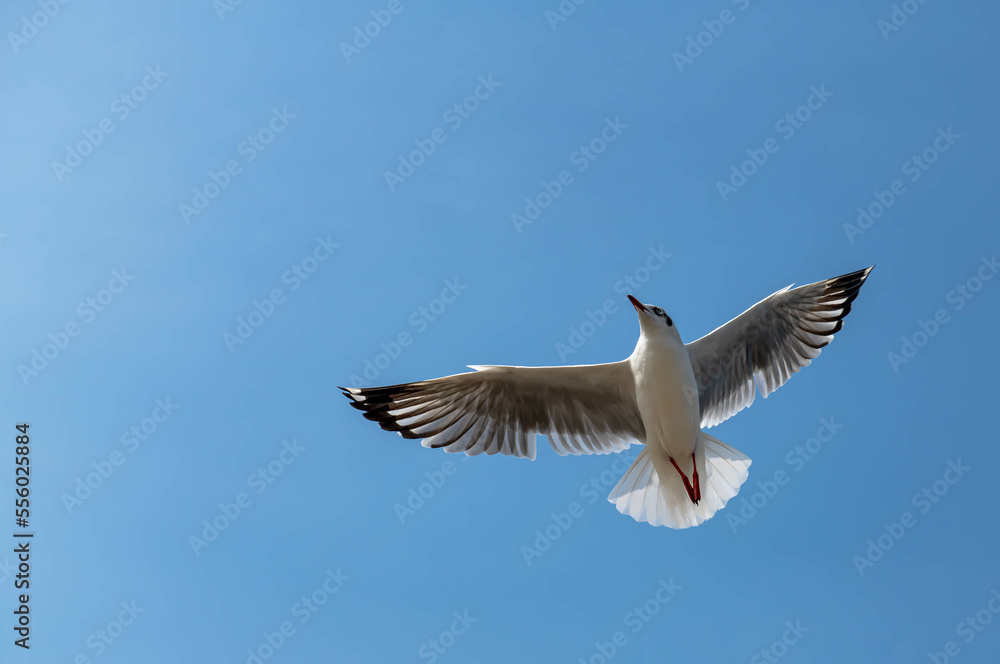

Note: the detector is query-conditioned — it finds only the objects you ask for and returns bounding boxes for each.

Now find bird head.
[628,295,681,342]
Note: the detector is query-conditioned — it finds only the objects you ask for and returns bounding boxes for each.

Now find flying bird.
[341,267,873,529]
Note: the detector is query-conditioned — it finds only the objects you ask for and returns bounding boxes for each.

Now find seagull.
[341,267,873,529]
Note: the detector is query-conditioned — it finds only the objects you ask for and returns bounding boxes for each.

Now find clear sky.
[2,0,999,662]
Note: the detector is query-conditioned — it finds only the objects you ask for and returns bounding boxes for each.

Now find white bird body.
[630,328,700,476]
[342,267,873,529]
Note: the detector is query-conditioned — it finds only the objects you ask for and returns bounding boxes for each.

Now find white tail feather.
[607,432,751,529]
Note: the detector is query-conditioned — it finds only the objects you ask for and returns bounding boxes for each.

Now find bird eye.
[652,307,664,316]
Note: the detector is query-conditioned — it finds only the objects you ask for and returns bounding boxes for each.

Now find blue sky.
[2,0,999,662]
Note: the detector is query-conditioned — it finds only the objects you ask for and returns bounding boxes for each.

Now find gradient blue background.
[2,0,999,662]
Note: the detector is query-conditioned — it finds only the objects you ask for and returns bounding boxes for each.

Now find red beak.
[627,295,647,312]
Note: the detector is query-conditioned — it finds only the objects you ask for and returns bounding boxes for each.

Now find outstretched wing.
[341,361,645,460]
[686,267,873,428]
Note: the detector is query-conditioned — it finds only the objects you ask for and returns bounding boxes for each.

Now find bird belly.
[634,351,701,469]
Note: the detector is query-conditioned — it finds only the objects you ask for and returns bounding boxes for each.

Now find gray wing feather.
[686,267,873,428]
[341,361,645,460]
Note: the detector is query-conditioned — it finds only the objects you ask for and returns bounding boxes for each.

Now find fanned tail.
[607,432,751,529]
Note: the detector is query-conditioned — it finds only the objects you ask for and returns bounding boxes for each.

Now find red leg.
[690,452,701,504]
[669,456,698,504]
